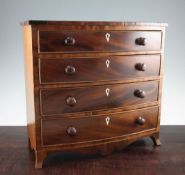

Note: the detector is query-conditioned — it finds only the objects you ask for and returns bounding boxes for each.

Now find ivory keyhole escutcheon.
[106,59,110,68]
[105,33,110,42]
[105,88,110,96]
[105,116,110,126]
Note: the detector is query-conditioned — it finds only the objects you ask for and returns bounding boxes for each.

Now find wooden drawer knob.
[65,37,75,45]
[134,89,145,98]
[67,126,77,136]
[65,65,76,75]
[135,37,147,46]
[66,96,77,106]
[135,63,146,71]
[136,116,146,125]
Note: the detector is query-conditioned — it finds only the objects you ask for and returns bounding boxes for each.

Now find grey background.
[0,0,184,125]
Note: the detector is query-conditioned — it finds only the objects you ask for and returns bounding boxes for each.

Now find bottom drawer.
[41,106,158,146]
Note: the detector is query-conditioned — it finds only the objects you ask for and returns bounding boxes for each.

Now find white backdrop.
[0,0,185,125]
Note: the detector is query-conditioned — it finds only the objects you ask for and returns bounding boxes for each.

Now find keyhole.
[106,59,110,68]
[105,88,110,96]
[105,116,110,126]
[105,33,110,42]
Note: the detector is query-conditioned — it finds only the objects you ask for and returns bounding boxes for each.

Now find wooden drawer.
[39,55,161,84]
[38,31,162,53]
[41,106,158,146]
[40,81,159,116]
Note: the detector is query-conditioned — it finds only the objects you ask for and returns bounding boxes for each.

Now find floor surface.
[0,126,185,175]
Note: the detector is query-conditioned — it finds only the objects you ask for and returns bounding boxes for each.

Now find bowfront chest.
[22,20,167,168]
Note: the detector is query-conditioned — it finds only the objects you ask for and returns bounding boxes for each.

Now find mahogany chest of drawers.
[22,20,167,168]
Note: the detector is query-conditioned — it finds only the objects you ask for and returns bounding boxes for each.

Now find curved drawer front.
[41,106,158,146]
[39,55,160,84]
[40,81,159,116]
[39,31,162,53]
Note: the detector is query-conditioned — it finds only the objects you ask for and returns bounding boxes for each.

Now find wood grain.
[41,106,158,146]
[40,81,159,116]
[39,54,161,84]
[39,31,162,53]
[0,126,184,175]
[22,20,168,26]
[23,25,36,150]
[22,21,167,168]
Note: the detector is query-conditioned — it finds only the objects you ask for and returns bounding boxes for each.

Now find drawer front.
[40,81,159,116]
[39,55,160,84]
[39,31,162,53]
[41,106,158,146]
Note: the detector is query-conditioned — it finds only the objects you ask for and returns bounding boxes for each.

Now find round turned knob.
[64,37,75,45]
[66,96,77,106]
[136,116,146,125]
[65,65,76,75]
[135,37,147,46]
[135,63,146,71]
[67,126,77,136]
[134,89,145,98]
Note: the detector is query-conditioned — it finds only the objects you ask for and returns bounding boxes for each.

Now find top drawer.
[38,31,162,53]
